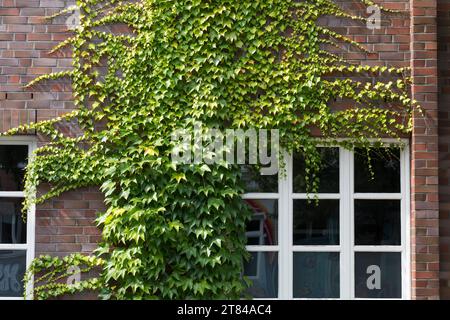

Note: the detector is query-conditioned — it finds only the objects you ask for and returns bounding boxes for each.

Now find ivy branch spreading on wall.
[1,0,415,299]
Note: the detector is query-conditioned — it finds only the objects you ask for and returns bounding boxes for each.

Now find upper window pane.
[0,198,26,244]
[241,165,278,193]
[293,148,339,193]
[245,199,278,245]
[0,145,28,191]
[0,250,26,297]
[355,200,401,246]
[354,148,400,193]
[293,200,339,245]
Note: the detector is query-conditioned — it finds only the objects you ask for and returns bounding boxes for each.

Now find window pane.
[240,165,278,193]
[354,148,400,193]
[245,199,278,245]
[0,145,28,191]
[0,198,26,244]
[355,252,402,298]
[293,148,339,193]
[293,252,340,298]
[293,200,339,245]
[355,200,401,246]
[0,250,26,297]
[243,252,278,298]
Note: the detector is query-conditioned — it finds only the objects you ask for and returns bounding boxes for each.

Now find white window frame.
[244,139,410,300]
[0,136,36,300]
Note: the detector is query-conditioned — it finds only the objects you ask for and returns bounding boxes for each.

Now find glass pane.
[293,148,339,193]
[293,200,339,245]
[354,148,400,193]
[240,165,278,193]
[0,145,28,191]
[243,252,278,298]
[293,252,340,298]
[245,199,278,245]
[0,198,26,244]
[0,250,26,297]
[355,200,401,245]
[355,252,402,298]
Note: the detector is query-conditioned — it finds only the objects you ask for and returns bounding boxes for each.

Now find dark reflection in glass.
[0,198,26,244]
[0,250,26,297]
[243,252,278,298]
[354,148,400,193]
[293,252,340,298]
[355,252,401,298]
[245,199,278,245]
[293,200,339,245]
[240,165,278,193]
[293,148,339,193]
[355,200,400,246]
[0,145,28,191]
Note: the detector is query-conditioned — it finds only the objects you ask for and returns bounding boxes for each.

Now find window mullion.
[401,145,411,299]
[278,151,292,299]
[339,147,352,299]
[25,201,36,300]
[349,147,356,299]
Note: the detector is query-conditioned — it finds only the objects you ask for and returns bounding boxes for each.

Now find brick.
[0,8,20,15]
[52,235,76,242]
[56,244,82,252]
[83,227,100,235]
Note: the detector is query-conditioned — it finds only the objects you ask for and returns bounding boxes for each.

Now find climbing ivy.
[2,0,415,299]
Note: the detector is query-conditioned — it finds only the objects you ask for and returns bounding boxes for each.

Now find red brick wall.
[438,0,450,299]
[0,0,75,120]
[0,0,101,257]
[0,0,446,299]
[410,0,440,300]
[35,187,103,256]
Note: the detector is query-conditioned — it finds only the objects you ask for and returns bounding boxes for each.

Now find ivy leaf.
[208,198,224,211]
[171,173,186,183]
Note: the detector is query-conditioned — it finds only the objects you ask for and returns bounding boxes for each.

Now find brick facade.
[0,0,101,261]
[438,0,450,299]
[410,0,440,300]
[35,187,103,257]
[0,0,448,299]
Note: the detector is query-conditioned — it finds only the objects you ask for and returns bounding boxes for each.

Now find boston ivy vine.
[2,0,415,299]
